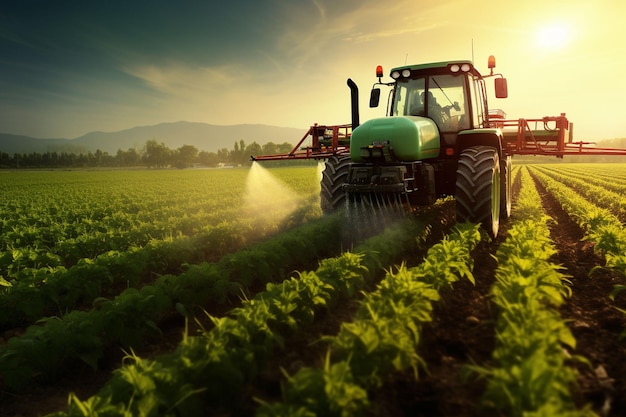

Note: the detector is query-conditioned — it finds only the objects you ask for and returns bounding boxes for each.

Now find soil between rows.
[532,172,626,415]
[353,168,626,417]
[395,170,626,417]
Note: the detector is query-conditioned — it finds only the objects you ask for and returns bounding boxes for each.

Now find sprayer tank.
[349,116,440,162]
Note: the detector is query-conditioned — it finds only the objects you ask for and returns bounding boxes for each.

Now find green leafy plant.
[258,223,481,417]
[467,167,595,417]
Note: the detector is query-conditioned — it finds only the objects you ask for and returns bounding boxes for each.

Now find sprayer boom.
[492,113,626,157]
[250,124,352,161]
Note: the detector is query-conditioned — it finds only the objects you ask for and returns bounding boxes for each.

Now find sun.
[535,23,571,49]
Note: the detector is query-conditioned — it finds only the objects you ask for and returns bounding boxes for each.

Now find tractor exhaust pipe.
[347,78,360,130]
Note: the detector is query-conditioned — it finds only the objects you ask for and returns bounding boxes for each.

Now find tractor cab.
[390,68,470,132]
[368,59,508,159]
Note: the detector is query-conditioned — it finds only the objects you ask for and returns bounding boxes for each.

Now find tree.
[245,142,263,165]
[217,148,229,164]
[262,142,279,155]
[231,139,248,166]
[94,149,104,166]
[277,142,294,153]
[198,151,219,167]
[0,138,299,170]
[116,148,141,167]
[143,140,171,168]
[174,145,199,168]
[0,151,10,168]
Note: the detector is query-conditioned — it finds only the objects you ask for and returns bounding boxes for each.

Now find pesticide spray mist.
[244,162,299,231]
[316,160,325,184]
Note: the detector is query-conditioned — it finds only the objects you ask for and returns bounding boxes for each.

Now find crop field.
[1,162,625,417]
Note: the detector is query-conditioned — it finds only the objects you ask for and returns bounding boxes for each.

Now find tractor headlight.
[401,69,411,77]
[391,71,400,79]
[450,63,473,73]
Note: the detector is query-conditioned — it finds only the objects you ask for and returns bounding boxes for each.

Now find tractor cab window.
[392,74,469,132]
[392,77,425,117]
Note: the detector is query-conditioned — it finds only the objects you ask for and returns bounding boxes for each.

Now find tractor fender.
[456,128,503,158]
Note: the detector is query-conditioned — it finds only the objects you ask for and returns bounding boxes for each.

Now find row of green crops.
[531,165,626,222]
[542,163,626,186]
[1,170,252,265]
[257,222,481,417]
[47,217,433,416]
[528,167,626,277]
[543,164,626,196]
[0,221,269,329]
[530,166,626,341]
[467,167,596,416]
[0,213,347,391]
[0,168,320,269]
[0,168,321,328]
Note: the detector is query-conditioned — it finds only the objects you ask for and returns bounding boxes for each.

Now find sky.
[1,0,625,141]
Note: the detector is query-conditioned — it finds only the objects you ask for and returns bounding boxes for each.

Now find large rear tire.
[320,154,351,214]
[455,146,501,237]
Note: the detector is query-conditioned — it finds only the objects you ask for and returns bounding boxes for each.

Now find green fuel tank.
[350,116,440,162]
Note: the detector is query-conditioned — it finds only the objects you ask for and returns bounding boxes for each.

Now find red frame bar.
[491,113,626,157]
[252,123,352,161]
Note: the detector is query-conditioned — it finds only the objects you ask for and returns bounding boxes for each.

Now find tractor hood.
[350,116,441,162]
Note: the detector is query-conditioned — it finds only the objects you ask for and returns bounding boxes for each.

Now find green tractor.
[321,57,512,237]
[253,56,577,236]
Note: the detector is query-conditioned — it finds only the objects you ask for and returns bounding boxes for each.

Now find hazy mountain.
[0,122,307,155]
[0,134,79,155]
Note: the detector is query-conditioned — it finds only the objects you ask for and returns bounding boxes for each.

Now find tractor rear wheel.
[455,146,501,237]
[320,154,351,214]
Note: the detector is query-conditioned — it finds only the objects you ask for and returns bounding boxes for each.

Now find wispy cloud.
[0,26,33,49]
[123,63,248,95]
[273,0,455,71]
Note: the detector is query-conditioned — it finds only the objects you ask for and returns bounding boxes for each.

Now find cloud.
[121,61,270,104]
[272,0,460,72]
[0,26,34,50]
[311,0,327,20]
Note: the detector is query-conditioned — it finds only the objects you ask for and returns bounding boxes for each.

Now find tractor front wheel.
[455,146,501,237]
[320,154,351,214]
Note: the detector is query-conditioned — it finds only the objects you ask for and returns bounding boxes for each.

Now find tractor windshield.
[392,74,469,132]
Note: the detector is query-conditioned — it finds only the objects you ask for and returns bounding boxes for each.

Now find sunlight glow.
[535,23,571,49]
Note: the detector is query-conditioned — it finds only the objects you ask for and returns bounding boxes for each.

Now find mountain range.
[0,122,307,155]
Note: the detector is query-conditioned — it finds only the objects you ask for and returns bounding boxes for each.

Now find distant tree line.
[0,139,302,169]
[5,136,626,169]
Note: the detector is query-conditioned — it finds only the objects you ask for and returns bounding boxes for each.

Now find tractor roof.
[390,60,482,77]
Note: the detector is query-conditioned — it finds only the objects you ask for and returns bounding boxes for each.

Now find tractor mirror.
[369,88,381,107]
[495,78,508,98]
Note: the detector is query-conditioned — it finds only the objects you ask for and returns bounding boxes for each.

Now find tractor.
[252,56,626,237]
[332,57,511,237]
